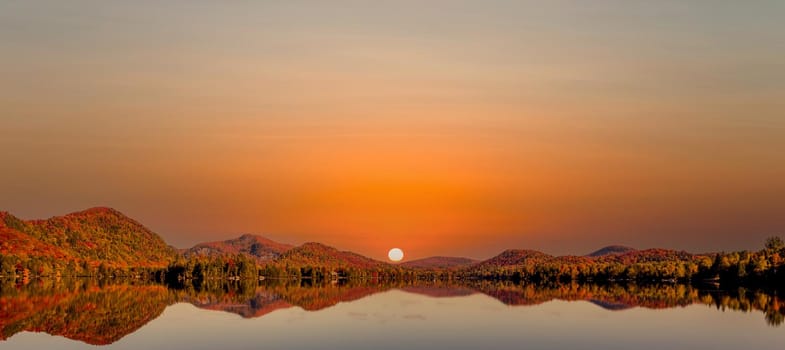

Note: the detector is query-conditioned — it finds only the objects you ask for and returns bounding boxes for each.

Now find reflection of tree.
[0,279,173,345]
[468,281,785,326]
[267,281,388,311]
[471,282,699,309]
[172,279,392,315]
[2,279,784,346]
[172,279,292,318]
[705,288,785,326]
[172,279,785,326]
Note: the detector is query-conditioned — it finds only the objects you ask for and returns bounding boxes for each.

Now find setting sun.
[1,2,783,349]
[388,248,404,262]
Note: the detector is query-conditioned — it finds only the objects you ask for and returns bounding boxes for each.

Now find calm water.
[2,280,784,350]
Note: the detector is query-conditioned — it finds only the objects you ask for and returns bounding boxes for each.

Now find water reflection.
[0,279,172,345]
[1,279,783,346]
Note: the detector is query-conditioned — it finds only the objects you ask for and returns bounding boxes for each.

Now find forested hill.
[182,233,293,264]
[586,245,637,257]
[2,207,784,287]
[277,242,388,270]
[1,207,176,275]
[400,256,478,269]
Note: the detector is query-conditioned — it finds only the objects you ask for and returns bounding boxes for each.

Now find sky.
[1,0,784,261]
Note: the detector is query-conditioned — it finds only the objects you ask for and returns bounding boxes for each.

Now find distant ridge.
[470,249,553,272]
[587,245,637,257]
[400,256,478,269]
[1,207,767,285]
[601,248,694,263]
[276,242,388,269]
[183,233,293,264]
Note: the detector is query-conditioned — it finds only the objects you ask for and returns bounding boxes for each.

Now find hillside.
[0,207,176,273]
[276,242,389,270]
[401,256,478,270]
[3,207,778,286]
[1,213,72,261]
[587,245,637,257]
[473,249,553,269]
[598,248,694,264]
[183,234,293,264]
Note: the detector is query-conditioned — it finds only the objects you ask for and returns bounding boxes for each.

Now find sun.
[388,248,404,262]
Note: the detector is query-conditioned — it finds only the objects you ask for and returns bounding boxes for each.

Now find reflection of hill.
[469,281,785,324]
[179,289,293,318]
[400,286,477,298]
[3,279,785,346]
[475,282,554,306]
[271,283,387,311]
[259,280,393,311]
[171,280,391,317]
[587,299,635,311]
[0,280,173,345]
[169,280,785,326]
[174,280,479,317]
[198,296,292,318]
[472,282,698,309]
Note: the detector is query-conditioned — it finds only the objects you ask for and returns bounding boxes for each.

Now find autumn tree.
[765,236,784,251]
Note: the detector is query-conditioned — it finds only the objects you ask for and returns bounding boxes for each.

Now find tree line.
[163,236,785,288]
[3,237,784,290]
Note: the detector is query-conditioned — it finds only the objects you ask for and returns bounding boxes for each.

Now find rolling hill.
[1,213,72,261]
[1,206,769,286]
[183,234,293,264]
[472,249,553,269]
[587,245,637,257]
[599,248,694,264]
[400,256,478,270]
[0,207,177,271]
[276,242,389,270]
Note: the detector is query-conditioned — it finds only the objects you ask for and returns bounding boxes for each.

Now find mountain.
[183,234,293,264]
[1,213,72,261]
[400,256,478,270]
[473,249,553,269]
[0,207,176,271]
[276,242,389,270]
[586,246,693,263]
[603,248,693,264]
[587,245,637,257]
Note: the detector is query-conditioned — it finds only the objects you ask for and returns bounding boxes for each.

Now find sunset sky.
[1,1,784,261]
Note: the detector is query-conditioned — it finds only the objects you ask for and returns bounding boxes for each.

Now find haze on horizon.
[1,1,784,261]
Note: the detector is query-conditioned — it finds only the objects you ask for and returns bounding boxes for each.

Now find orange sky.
[1,1,784,260]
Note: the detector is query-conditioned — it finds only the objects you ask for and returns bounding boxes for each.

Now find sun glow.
[388,248,404,262]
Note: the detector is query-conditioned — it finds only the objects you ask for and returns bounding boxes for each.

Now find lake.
[2,279,784,350]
